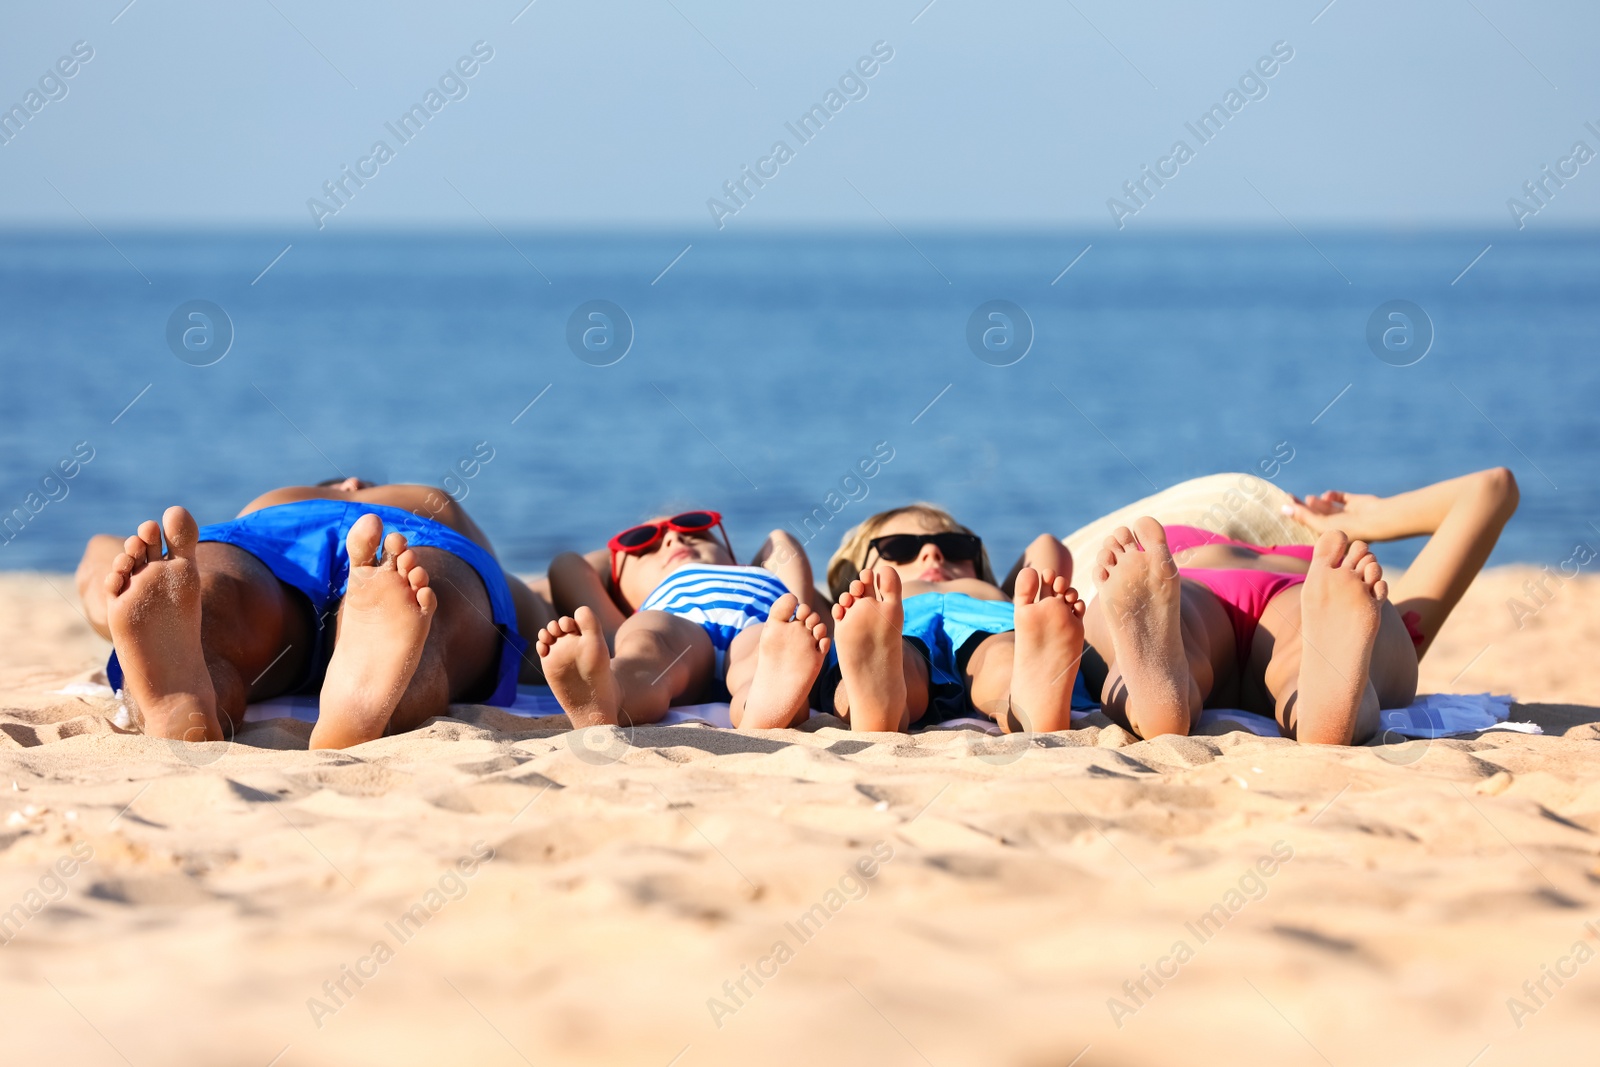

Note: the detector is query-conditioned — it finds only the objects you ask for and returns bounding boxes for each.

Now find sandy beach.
[2,566,1598,1066]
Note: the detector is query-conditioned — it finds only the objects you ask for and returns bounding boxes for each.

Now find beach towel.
[72,683,1532,741]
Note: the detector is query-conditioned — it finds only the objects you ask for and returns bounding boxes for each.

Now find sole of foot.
[1008,567,1085,733]
[1294,530,1386,745]
[312,515,437,750]
[105,506,222,742]
[535,605,623,728]
[740,593,831,730]
[832,567,908,732]
[1093,516,1193,737]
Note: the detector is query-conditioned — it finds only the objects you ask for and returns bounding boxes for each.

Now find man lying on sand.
[74,479,552,749]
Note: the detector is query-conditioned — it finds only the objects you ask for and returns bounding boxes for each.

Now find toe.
[382,532,409,568]
[162,506,200,560]
[875,566,902,600]
[559,616,581,635]
[573,605,598,633]
[123,533,149,565]
[768,593,799,624]
[1344,541,1371,569]
[416,587,438,616]
[407,564,430,592]
[346,513,385,567]
[1109,527,1137,551]
[1373,578,1389,601]
[1014,567,1041,605]
[1131,516,1167,552]
[137,520,162,560]
[848,579,868,599]
[1312,529,1349,566]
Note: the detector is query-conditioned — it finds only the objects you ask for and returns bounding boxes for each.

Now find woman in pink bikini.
[1081,467,1519,744]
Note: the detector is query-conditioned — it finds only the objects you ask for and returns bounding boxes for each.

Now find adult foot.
[535,605,622,728]
[1008,567,1085,732]
[105,507,222,742]
[312,515,437,749]
[740,594,831,729]
[1092,517,1193,737]
[832,567,908,732]
[1294,531,1385,745]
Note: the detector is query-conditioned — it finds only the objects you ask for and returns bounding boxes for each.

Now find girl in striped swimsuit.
[536,512,832,730]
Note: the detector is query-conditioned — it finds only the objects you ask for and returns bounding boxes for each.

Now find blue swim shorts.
[106,501,527,708]
[901,592,1094,724]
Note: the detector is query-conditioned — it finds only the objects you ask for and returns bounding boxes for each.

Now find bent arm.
[1002,533,1075,596]
[548,549,629,644]
[751,530,830,619]
[1287,468,1519,659]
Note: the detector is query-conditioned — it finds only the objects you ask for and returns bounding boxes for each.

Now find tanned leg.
[729,594,830,729]
[966,567,1085,733]
[312,517,441,749]
[538,608,714,728]
[107,508,312,740]
[1256,532,1398,745]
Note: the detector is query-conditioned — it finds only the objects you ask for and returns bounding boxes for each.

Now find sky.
[2,0,1598,233]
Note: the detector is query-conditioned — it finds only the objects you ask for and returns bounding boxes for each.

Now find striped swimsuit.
[637,565,792,688]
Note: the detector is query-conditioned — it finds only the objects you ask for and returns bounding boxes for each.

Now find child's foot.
[105,507,222,742]
[1008,567,1085,732]
[832,567,907,732]
[536,606,622,728]
[313,516,437,749]
[740,594,831,729]
[1093,517,1193,737]
[1294,531,1385,745]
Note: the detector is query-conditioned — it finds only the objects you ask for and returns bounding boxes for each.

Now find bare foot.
[738,594,831,729]
[535,605,622,728]
[105,507,222,742]
[312,516,437,749]
[1092,517,1195,737]
[832,567,908,732]
[1008,567,1085,732]
[1294,531,1386,745]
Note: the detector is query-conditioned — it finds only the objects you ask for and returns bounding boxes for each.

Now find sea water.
[0,231,1594,575]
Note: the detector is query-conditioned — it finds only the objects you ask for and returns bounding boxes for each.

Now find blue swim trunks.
[901,592,1094,723]
[106,501,527,708]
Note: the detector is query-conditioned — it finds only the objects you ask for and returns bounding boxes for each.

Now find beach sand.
[1,567,1597,1066]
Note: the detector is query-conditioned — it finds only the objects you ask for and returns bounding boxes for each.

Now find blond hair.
[826,503,997,599]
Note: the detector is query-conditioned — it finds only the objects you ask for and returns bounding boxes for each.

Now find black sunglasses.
[866,532,983,565]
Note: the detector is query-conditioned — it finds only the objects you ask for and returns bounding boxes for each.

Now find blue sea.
[1,231,1595,576]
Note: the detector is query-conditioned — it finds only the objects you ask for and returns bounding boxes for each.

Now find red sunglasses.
[607,511,735,587]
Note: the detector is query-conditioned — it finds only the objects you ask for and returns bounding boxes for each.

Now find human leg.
[728,594,830,730]
[107,507,314,741]
[1082,518,1230,738]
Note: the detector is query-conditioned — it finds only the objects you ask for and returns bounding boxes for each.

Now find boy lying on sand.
[536,512,831,729]
[821,505,1092,733]
[1080,468,1520,743]
[75,479,546,749]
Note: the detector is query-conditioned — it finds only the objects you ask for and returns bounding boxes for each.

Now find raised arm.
[1282,467,1519,659]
